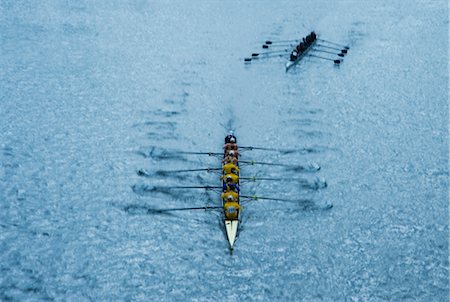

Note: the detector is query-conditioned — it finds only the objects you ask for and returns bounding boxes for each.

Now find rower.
[222,155,238,165]
[223,142,238,151]
[223,196,240,220]
[223,181,240,193]
[225,149,240,158]
[221,190,239,202]
[222,174,240,192]
[223,162,239,175]
[221,173,239,184]
[290,50,298,62]
[298,42,306,52]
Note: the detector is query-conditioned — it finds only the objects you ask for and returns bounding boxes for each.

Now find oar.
[244,52,289,62]
[262,43,294,49]
[149,185,222,190]
[317,38,350,49]
[251,49,289,57]
[312,48,345,57]
[156,168,221,175]
[147,206,223,214]
[265,39,300,45]
[239,146,318,155]
[308,54,341,64]
[241,195,333,210]
[240,176,311,182]
[178,151,222,156]
[316,44,348,54]
[239,160,320,172]
[241,195,311,203]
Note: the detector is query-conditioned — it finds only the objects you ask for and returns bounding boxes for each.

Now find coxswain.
[223,162,239,175]
[225,132,237,144]
[222,155,238,165]
[221,173,239,184]
[290,50,298,62]
[221,190,239,202]
[311,31,316,41]
[223,196,240,220]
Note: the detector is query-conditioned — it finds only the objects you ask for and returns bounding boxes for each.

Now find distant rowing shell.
[285,39,317,71]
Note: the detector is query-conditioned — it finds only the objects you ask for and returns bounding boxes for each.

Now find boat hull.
[225,220,239,249]
[285,39,317,71]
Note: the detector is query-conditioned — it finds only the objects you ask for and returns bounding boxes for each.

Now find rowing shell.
[222,139,240,250]
[285,39,317,71]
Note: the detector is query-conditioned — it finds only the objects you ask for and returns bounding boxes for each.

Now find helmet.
[226,175,232,182]
[229,150,235,156]
[230,137,236,143]
[227,195,234,201]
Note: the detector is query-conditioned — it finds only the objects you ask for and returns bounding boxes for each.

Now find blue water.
[0,1,448,301]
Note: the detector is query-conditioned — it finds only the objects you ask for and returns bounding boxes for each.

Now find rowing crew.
[289,31,317,62]
[221,132,241,220]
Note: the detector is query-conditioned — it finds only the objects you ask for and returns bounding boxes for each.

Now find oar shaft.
[240,177,310,182]
[179,151,222,156]
[308,54,341,64]
[148,206,222,213]
[316,44,348,53]
[153,186,222,190]
[252,49,289,56]
[317,38,349,49]
[263,43,294,48]
[241,195,310,203]
[157,168,221,173]
[265,39,299,44]
[246,53,289,62]
[239,146,313,154]
[313,48,344,56]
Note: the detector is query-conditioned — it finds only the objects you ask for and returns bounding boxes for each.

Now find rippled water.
[0,0,448,301]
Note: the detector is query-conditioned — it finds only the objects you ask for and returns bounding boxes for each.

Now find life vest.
[224,201,240,220]
[223,163,239,175]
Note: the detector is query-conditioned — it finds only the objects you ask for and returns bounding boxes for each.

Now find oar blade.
[147,206,222,214]
[241,195,313,204]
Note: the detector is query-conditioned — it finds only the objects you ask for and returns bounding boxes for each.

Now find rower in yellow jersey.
[223,196,240,220]
[221,190,238,202]
[223,163,239,175]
